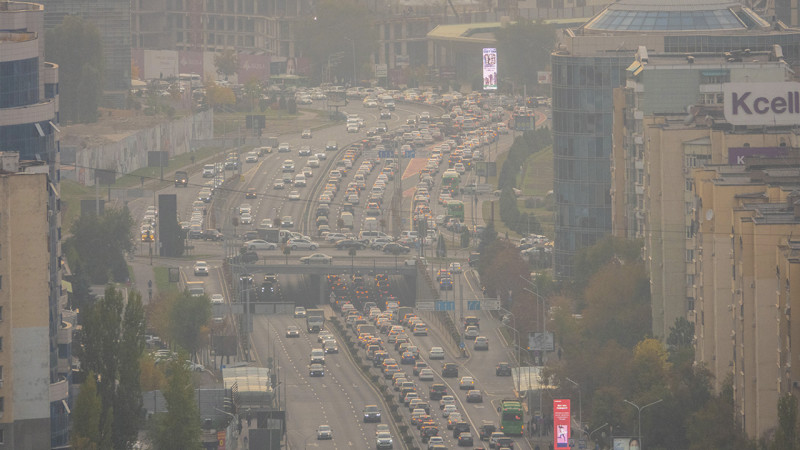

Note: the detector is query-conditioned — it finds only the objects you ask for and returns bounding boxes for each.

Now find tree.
[64,207,134,284]
[45,15,104,123]
[78,286,146,449]
[243,79,263,112]
[71,372,112,450]
[772,394,799,450]
[667,316,695,365]
[205,82,236,110]
[140,355,167,392]
[493,20,556,92]
[295,0,377,84]
[153,360,201,449]
[214,49,238,80]
[168,291,211,362]
[687,377,755,450]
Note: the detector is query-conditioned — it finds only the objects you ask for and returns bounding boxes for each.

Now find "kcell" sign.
[724,82,800,126]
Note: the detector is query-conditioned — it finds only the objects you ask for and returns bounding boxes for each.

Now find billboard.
[538,71,552,84]
[728,146,789,165]
[483,48,498,91]
[613,438,642,450]
[723,82,800,126]
[553,399,571,448]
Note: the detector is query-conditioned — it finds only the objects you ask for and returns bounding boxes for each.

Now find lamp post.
[499,307,521,397]
[589,423,609,446]
[624,398,663,448]
[564,377,582,437]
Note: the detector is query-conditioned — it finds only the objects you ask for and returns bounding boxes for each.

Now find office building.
[551,0,800,278]
[39,0,130,107]
[611,48,793,339]
[0,2,69,447]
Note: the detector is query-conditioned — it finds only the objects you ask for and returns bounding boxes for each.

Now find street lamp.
[624,398,663,448]
[499,307,521,397]
[589,423,609,445]
[564,377,582,437]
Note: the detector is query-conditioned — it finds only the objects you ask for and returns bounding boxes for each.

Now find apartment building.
[0,2,68,447]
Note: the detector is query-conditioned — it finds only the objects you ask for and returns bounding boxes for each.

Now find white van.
[340,212,354,229]
[294,174,307,187]
[202,164,216,178]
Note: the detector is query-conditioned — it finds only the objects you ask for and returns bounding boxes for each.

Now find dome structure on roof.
[583,0,771,32]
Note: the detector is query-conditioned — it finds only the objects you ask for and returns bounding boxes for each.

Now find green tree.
[667,316,695,365]
[153,360,202,449]
[71,372,112,450]
[243,79,263,112]
[205,82,236,110]
[773,394,799,450]
[78,286,146,449]
[295,0,377,84]
[64,207,134,284]
[45,15,104,123]
[687,378,755,450]
[493,20,556,92]
[214,49,238,80]
[168,291,211,362]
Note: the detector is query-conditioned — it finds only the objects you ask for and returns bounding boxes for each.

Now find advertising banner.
[538,71,552,84]
[178,51,204,79]
[483,48,498,91]
[239,53,270,83]
[553,399,571,448]
[613,437,641,450]
[728,146,789,165]
[723,82,800,126]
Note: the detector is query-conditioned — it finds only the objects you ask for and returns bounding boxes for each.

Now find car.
[457,432,474,446]
[185,360,205,372]
[210,294,224,304]
[273,180,285,190]
[309,364,325,377]
[465,326,480,339]
[286,326,301,338]
[202,229,224,241]
[439,395,456,410]
[363,405,382,423]
[244,240,278,251]
[294,307,307,318]
[449,262,463,273]
[317,424,332,439]
[301,128,312,139]
[474,336,489,350]
[300,253,333,264]
[442,363,458,378]
[193,261,209,276]
[478,421,497,441]
[298,146,312,156]
[429,384,448,400]
[288,238,318,250]
[318,331,333,343]
[322,339,339,353]
[245,188,257,199]
[452,420,470,437]
[288,190,301,201]
[466,389,483,403]
[282,159,295,171]
[442,404,458,418]
[488,432,509,448]
[347,123,359,133]
[376,431,393,449]
[496,362,512,376]
[380,109,391,119]
[419,368,435,381]
[281,216,294,228]
[459,377,475,390]
[278,143,291,153]
[439,277,453,290]
[376,424,390,434]
[382,243,411,254]
[336,239,366,250]
[429,347,445,360]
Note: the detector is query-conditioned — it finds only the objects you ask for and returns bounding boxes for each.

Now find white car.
[239,212,252,225]
[210,294,224,304]
[347,123,360,133]
[193,261,209,276]
[442,404,458,418]
[308,156,320,167]
[418,368,434,381]
[288,190,301,201]
[300,253,333,264]
[449,262,463,273]
[287,238,318,250]
[245,151,258,163]
[317,424,332,440]
[429,347,445,360]
[244,240,278,251]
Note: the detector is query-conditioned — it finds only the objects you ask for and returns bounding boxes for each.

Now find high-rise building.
[39,0,130,108]
[0,2,68,447]
[610,48,793,339]
[551,0,800,278]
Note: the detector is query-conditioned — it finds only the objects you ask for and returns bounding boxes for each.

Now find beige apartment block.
[693,155,800,438]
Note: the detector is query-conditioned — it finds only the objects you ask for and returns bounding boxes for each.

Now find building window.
[686,249,695,262]
[687,297,695,311]
[0,337,4,351]
[687,274,695,287]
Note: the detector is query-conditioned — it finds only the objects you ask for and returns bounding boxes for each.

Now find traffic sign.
[435,301,455,311]
[378,150,394,158]
[417,301,435,311]
[403,150,415,158]
[482,299,501,310]
[467,301,480,310]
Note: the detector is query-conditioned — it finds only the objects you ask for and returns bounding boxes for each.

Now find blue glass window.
[0,58,38,108]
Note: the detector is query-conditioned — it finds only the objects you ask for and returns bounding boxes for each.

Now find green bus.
[499,399,524,436]
[442,170,460,192]
[446,200,464,220]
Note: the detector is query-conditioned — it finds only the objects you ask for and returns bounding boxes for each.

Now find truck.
[174,170,188,187]
[306,309,325,333]
[356,324,377,338]
[396,306,413,324]
[185,281,205,297]
[260,228,281,244]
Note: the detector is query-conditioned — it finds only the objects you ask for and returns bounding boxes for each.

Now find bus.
[499,399,524,436]
[446,200,464,221]
[442,170,460,193]
[179,73,202,88]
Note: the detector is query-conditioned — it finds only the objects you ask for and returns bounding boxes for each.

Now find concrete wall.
[63,110,213,186]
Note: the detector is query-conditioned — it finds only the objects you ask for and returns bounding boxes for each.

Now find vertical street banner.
[483,48,497,91]
[553,399,571,448]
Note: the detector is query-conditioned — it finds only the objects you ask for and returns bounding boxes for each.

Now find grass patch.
[481,199,520,239]
[114,145,224,189]
[60,180,97,233]
[519,145,554,238]
[153,266,180,296]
